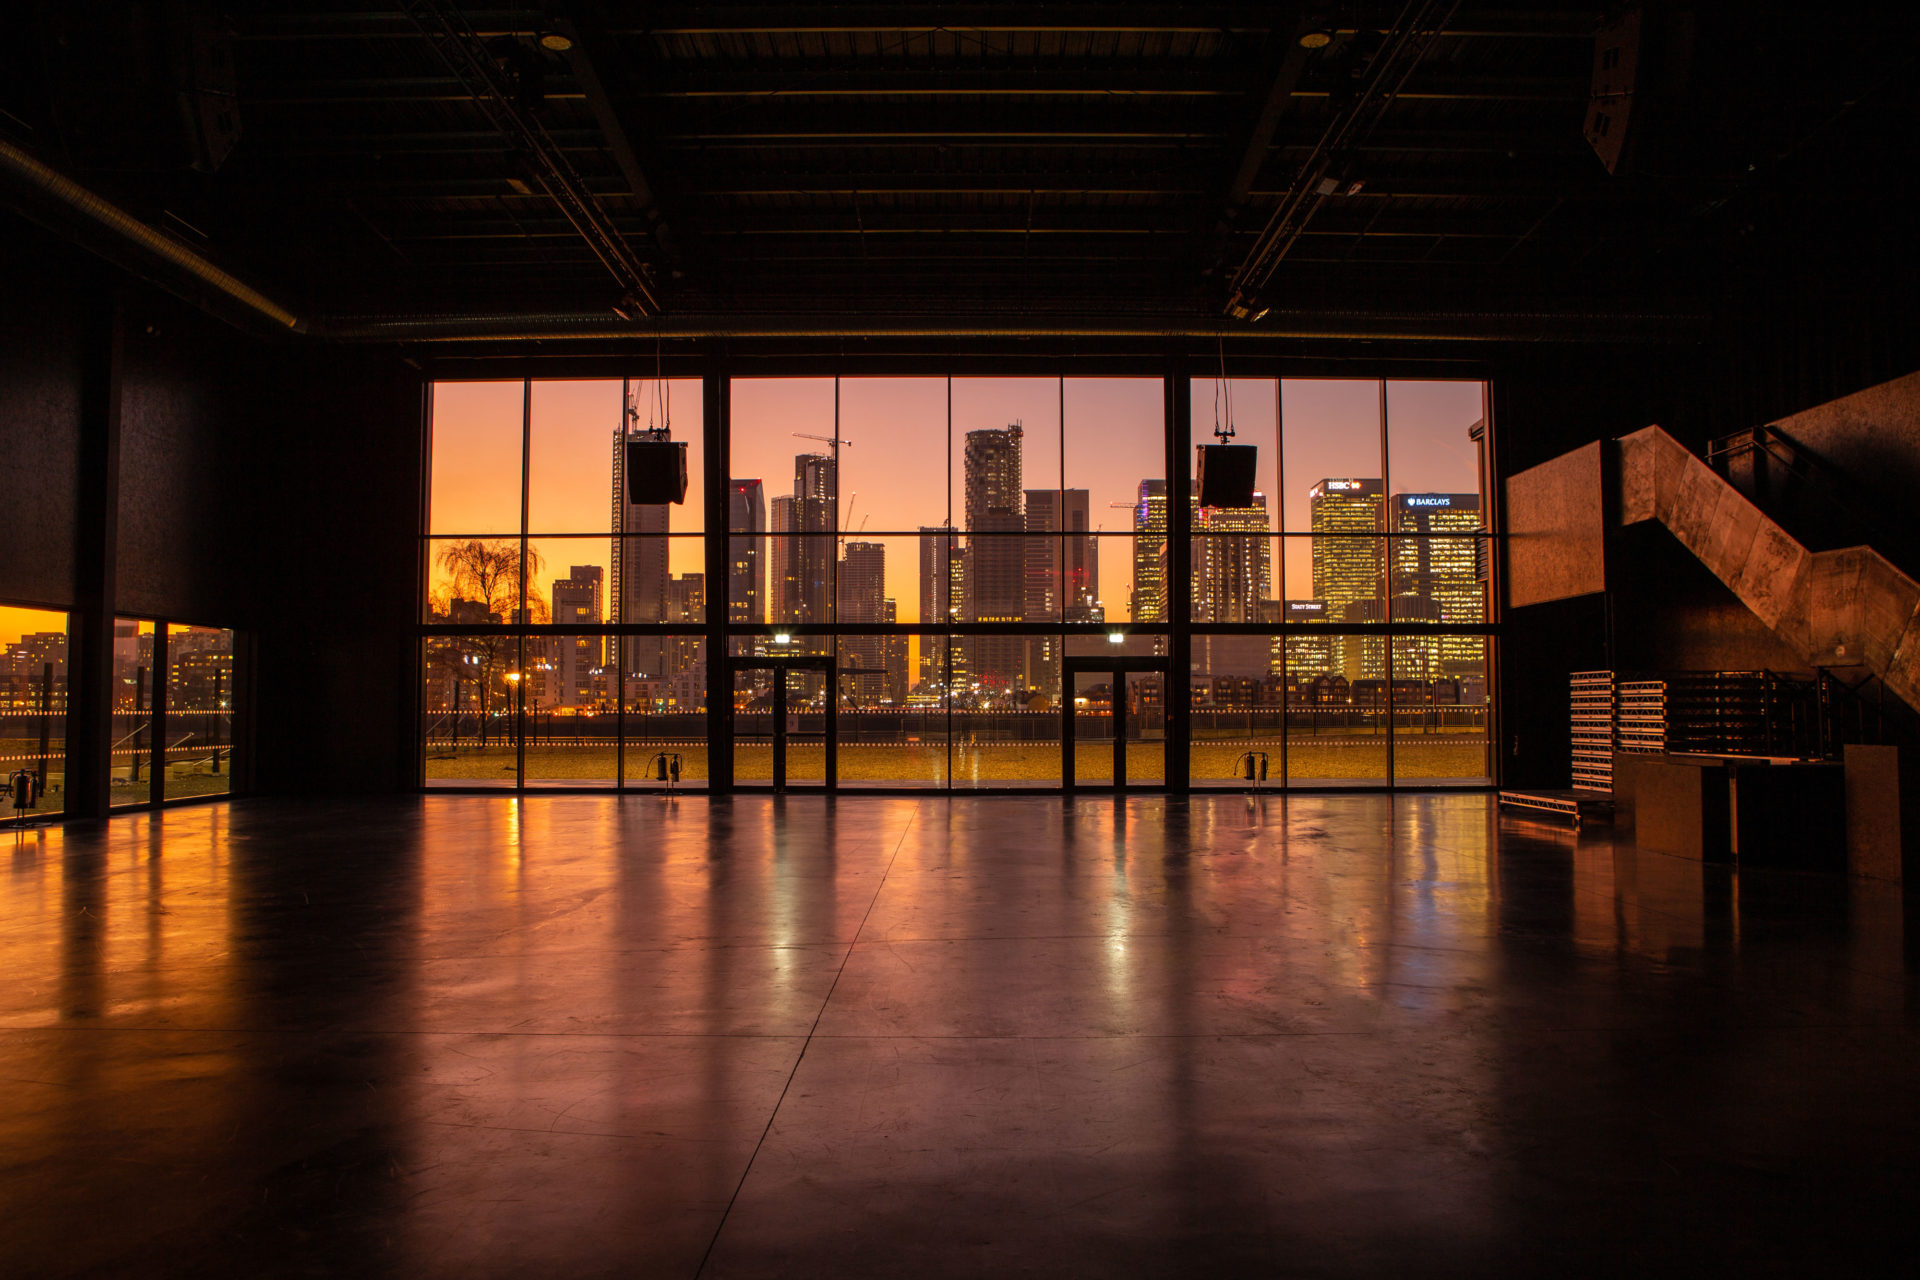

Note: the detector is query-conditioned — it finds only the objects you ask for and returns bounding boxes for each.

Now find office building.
[964,424,1025,693]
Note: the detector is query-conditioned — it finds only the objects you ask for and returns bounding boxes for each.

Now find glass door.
[729,657,835,791]
[1064,657,1166,790]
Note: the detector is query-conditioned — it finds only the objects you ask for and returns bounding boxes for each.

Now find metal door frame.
[1062,655,1169,792]
[727,654,836,792]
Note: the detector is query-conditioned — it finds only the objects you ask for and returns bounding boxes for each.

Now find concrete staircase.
[1616,425,1920,710]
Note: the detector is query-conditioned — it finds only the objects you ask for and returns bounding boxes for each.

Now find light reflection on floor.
[1,795,1913,1277]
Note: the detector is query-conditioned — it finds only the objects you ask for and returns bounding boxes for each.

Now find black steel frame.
[728,653,836,793]
[1062,654,1171,792]
[417,367,1501,794]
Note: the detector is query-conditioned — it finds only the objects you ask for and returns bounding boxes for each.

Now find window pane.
[164,625,233,800]
[1392,638,1491,785]
[422,635,518,788]
[1070,669,1113,785]
[952,380,1059,662]
[839,378,949,533]
[731,379,837,532]
[110,617,154,807]
[837,636,942,786]
[429,381,523,536]
[523,634,616,788]
[1285,533,1385,629]
[952,635,1059,788]
[1189,634,1283,788]
[758,533,836,627]
[1124,670,1165,786]
[1285,634,1388,785]
[611,533,701,626]
[608,378,705,537]
[1189,530,1274,622]
[1067,378,1165,621]
[2,605,68,817]
[626,638,707,788]
[1387,532,1485,626]
[528,379,620,535]
[1282,382,1383,618]
[1386,380,1487,512]
[426,537,527,625]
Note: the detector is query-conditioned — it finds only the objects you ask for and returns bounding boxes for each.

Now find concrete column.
[64,290,122,819]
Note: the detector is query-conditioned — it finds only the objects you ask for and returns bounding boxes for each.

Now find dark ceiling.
[4,2,1915,340]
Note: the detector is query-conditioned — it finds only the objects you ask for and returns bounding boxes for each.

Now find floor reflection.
[0,795,1915,1277]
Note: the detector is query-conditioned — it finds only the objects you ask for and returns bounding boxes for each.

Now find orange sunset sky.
[424,376,1484,635]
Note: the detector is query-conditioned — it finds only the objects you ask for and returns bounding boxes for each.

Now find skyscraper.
[1387,492,1484,679]
[1192,492,1271,623]
[769,494,794,625]
[837,540,887,704]
[1309,478,1385,681]
[1131,479,1169,622]
[1023,487,1097,696]
[551,566,604,707]
[963,424,1024,691]
[917,525,959,689]
[787,453,837,635]
[729,479,765,626]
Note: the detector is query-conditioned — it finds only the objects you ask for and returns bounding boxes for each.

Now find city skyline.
[424,377,1483,654]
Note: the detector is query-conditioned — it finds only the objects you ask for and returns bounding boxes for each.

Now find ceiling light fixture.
[1298,29,1334,49]
[537,31,573,52]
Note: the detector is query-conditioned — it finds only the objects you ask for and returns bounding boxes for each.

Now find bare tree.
[434,540,547,744]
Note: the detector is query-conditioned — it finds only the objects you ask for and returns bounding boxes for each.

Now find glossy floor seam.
[694,797,924,1280]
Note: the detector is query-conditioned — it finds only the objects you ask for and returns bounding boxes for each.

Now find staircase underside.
[1617,425,1920,711]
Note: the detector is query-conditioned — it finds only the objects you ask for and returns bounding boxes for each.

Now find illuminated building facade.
[963,424,1024,690]
[1387,492,1484,679]
[1309,477,1385,681]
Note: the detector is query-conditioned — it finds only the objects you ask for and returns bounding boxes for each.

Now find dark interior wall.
[0,222,89,610]
[245,347,423,795]
[0,215,425,798]
[116,289,265,624]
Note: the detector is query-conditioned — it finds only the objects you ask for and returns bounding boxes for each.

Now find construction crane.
[1099,499,1138,533]
[792,432,852,448]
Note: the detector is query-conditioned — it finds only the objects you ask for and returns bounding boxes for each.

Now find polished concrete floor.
[2,794,1917,1277]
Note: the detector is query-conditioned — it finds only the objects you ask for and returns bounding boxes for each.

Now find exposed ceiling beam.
[553,4,683,274]
[1201,11,1318,280]
[399,0,661,314]
[1226,0,1466,318]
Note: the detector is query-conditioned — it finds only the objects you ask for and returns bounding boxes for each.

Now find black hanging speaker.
[625,437,688,504]
[1197,445,1258,508]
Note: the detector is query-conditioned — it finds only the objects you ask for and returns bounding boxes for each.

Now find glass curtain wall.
[1186,377,1493,788]
[1,604,69,819]
[421,374,1493,791]
[423,378,707,789]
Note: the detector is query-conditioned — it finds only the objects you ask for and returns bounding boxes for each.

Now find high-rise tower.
[963,424,1024,691]
[917,525,959,689]
[1022,487,1097,696]
[1309,478,1385,681]
[1387,492,1483,680]
[837,541,887,704]
[729,479,766,626]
